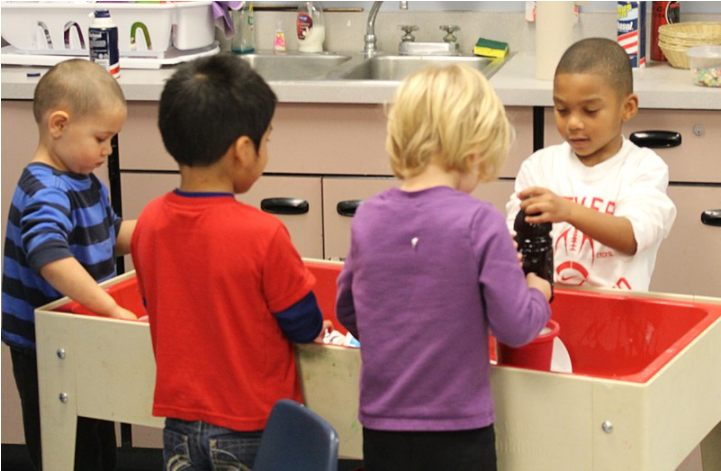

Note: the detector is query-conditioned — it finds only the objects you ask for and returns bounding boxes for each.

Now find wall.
[218,1,721,56]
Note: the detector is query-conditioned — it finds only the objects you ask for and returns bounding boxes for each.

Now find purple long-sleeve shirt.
[336,186,550,431]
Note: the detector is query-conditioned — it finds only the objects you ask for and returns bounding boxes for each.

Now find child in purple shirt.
[336,65,552,471]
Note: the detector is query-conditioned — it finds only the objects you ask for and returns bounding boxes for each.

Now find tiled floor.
[1,445,363,470]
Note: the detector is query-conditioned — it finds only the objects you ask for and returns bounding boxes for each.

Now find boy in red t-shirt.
[131,53,329,470]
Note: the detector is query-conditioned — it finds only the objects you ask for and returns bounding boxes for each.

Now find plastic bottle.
[514,209,554,300]
[88,10,120,79]
[274,20,287,54]
[651,1,680,61]
[232,2,256,54]
[297,2,325,53]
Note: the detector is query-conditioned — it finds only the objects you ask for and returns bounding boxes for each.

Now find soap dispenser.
[297,2,325,53]
[231,2,256,54]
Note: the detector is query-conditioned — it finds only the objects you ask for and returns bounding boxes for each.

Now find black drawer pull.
[701,209,721,227]
[629,131,682,149]
[337,200,362,217]
[260,198,309,215]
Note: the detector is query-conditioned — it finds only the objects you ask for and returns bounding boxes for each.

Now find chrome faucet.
[364,1,409,56]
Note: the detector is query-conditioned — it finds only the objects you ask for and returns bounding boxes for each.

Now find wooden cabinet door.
[322,177,399,261]
[651,186,721,297]
[120,173,323,269]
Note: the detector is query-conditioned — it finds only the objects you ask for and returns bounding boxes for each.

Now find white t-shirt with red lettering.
[506,138,676,292]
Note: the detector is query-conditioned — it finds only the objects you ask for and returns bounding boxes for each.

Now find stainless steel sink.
[332,55,506,81]
[239,52,353,81]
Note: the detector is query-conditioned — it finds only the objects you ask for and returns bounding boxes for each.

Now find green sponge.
[474,38,509,59]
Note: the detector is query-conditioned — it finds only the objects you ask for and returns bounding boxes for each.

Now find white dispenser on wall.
[297,2,325,53]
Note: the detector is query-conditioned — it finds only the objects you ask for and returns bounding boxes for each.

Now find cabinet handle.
[629,131,682,149]
[337,200,362,217]
[701,209,721,227]
[260,198,309,215]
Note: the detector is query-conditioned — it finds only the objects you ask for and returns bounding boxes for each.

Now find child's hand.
[526,272,552,302]
[314,320,335,343]
[108,305,138,321]
[518,187,573,224]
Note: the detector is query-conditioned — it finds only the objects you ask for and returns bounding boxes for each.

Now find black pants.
[363,425,497,471]
[11,347,118,471]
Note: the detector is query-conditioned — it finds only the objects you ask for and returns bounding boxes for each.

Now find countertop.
[2,51,720,110]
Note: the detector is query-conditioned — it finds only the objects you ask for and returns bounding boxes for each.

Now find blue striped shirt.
[2,163,122,351]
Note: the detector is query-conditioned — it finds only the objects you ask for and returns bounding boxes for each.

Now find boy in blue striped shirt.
[2,59,136,470]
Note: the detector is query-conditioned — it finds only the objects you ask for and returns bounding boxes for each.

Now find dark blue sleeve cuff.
[272,291,323,343]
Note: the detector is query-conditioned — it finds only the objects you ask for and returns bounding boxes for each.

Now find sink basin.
[239,52,352,81]
[334,55,506,81]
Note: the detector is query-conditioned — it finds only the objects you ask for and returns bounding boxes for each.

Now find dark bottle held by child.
[514,209,554,301]
[88,9,120,79]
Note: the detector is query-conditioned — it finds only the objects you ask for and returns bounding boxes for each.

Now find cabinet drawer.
[322,177,516,261]
[323,177,398,260]
[120,173,323,266]
[544,108,721,184]
[267,104,391,175]
[119,103,533,178]
[650,185,721,297]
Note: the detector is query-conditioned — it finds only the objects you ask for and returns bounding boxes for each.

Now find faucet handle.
[398,24,419,42]
[439,25,460,43]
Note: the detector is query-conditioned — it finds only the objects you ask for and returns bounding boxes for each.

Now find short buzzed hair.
[555,38,633,97]
[33,59,125,124]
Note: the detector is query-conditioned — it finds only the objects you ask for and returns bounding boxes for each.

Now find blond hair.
[33,59,126,124]
[386,64,510,182]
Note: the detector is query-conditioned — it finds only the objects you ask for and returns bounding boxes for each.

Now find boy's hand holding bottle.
[518,187,573,225]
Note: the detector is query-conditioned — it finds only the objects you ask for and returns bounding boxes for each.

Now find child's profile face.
[53,100,127,175]
[553,73,635,166]
[233,125,271,193]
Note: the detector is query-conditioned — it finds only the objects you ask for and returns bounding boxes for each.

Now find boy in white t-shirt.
[506,38,676,291]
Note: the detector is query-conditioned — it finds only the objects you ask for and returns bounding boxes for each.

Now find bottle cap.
[94,10,111,18]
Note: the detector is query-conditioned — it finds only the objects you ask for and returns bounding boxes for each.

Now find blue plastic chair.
[253,399,340,471]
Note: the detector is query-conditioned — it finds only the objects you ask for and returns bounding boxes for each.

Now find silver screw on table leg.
[59,392,68,404]
[602,421,614,433]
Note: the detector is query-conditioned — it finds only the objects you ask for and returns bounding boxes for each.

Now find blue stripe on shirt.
[272,291,324,343]
[2,163,120,351]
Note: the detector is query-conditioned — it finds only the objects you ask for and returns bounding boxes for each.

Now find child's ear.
[47,111,70,138]
[621,93,639,122]
[231,136,256,168]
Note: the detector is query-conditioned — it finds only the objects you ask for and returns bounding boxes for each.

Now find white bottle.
[88,9,120,78]
[297,2,325,53]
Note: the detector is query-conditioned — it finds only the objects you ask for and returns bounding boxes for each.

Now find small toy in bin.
[687,45,721,87]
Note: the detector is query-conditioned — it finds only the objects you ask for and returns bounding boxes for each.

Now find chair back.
[253,399,339,471]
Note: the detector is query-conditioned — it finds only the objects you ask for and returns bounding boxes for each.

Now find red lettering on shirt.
[605,201,616,215]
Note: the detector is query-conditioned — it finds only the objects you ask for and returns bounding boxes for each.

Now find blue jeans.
[163,418,262,471]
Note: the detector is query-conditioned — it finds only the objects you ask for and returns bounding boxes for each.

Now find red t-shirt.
[131,191,315,431]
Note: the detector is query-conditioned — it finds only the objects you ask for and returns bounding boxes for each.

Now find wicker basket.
[659,22,721,40]
[657,22,721,69]
[658,41,691,68]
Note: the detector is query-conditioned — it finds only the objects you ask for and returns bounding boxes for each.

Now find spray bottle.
[88,10,120,79]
